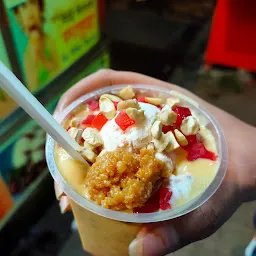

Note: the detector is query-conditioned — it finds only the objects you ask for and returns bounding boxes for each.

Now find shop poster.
[4,0,100,93]
[0,29,18,121]
[0,48,109,202]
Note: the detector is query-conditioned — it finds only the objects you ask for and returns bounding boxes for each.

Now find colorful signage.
[4,0,100,93]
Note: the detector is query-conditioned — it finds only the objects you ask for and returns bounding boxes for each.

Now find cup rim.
[46,84,228,223]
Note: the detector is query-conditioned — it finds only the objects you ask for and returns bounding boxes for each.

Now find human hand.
[54,69,256,256]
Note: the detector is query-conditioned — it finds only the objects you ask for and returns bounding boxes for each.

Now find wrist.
[238,125,256,203]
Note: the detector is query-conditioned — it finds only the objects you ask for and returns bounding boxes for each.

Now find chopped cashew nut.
[166,97,180,108]
[99,96,116,119]
[83,141,95,151]
[80,148,97,163]
[101,94,122,102]
[118,86,135,100]
[126,108,145,123]
[158,110,177,126]
[70,117,83,127]
[117,99,140,111]
[82,128,103,147]
[68,127,83,143]
[147,143,155,150]
[174,129,188,146]
[151,120,162,139]
[165,132,180,152]
[145,97,165,106]
[180,116,199,135]
[153,134,170,153]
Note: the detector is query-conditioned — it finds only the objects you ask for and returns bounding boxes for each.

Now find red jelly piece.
[88,100,99,111]
[80,137,85,144]
[81,114,95,125]
[115,110,135,131]
[186,135,197,147]
[92,113,108,130]
[66,125,71,131]
[186,142,217,161]
[162,125,174,134]
[160,187,172,210]
[113,101,119,110]
[133,188,160,213]
[137,96,146,103]
[172,106,192,127]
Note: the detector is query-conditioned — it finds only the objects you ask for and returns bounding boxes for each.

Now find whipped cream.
[168,173,194,204]
[100,103,159,151]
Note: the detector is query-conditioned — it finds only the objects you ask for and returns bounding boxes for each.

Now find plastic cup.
[46,85,228,256]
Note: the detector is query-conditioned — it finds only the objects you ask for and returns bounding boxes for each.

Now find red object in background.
[205,0,256,72]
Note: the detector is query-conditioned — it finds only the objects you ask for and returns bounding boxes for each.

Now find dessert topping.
[145,97,165,106]
[82,128,103,147]
[99,96,116,119]
[174,129,188,146]
[118,85,135,100]
[117,99,140,111]
[115,110,136,131]
[151,120,162,139]
[180,116,199,136]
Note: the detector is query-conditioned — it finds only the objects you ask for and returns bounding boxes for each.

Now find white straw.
[0,61,87,165]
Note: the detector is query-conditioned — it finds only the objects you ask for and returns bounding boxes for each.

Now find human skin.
[54,69,256,256]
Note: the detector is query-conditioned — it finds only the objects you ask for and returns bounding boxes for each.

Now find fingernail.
[129,226,179,256]
[59,196,71,214]
[129,237,143,256]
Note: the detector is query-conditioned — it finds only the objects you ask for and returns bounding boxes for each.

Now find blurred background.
[0,0,255,255]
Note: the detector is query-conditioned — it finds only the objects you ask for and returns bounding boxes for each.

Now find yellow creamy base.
[174,148,219,207]
[55,146,219,210]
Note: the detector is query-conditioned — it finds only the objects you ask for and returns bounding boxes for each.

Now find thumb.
[129,204,218,256]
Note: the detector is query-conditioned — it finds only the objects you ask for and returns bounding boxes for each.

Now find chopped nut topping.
[166,97,180,108]
[82,128,103,147]
[99,96,116,119]
[145,97,165,105]
[151,120,162,139]
[158,110,177,126]
[147,143,155,150]
[83,141,96,151]
[70,117,83,127]
[80,148,97,163]
[153,134,170,152]
[126,108,145,124]
[117,99,140,111]
[118,86,135,100]
[165,132,180,152]
[101,94,122,102]
[180,116,199,135]
[68,127,83,143]
[174,129,188,146]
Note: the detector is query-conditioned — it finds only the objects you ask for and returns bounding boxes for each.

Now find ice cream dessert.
[55,86,219,213]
